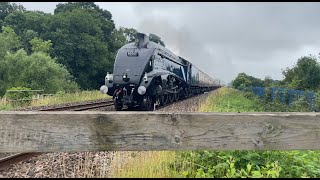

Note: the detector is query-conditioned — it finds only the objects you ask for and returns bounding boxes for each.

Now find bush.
[313,91,320,112]
[289,96,309,112]
[0,49,79,96]
[4,87,33,107]
[174,150,320,178]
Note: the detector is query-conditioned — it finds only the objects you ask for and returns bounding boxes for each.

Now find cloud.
[131,2,320,84]
[17,2,320,84]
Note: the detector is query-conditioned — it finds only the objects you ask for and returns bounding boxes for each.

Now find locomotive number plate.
[127,51,139,57]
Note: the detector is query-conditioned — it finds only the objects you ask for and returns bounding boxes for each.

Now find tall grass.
[31,91,110,107]
[0,98,13,110]
[110,151,182,178]
[199,87,263,112]
[0,90,110,110]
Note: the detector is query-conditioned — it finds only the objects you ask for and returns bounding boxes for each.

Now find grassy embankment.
[110,87,320,178]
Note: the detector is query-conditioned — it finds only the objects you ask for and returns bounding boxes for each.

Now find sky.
[17,2,320,85]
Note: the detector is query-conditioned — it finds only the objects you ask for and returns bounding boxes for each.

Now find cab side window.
[145,55,154,73]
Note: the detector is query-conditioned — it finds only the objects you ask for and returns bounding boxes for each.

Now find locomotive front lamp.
[138,86,146,95]
[143,73,148,82]
[106,72,113,82]
[122,73,130,82]
[123,73,127,79]
[100,85,108,94]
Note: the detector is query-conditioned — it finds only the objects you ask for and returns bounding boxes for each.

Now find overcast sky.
[17,2,320,85]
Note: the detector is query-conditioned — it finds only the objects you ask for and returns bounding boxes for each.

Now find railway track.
[0,99,114,170]
[42,100,114,111]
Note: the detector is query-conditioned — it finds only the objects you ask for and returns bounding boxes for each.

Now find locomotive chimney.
[134,33,150,48]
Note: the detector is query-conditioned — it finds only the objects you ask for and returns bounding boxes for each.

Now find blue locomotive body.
[100,33,221,110]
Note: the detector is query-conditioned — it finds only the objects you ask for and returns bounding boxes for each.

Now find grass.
[0,90,110,110]
[199,87,263,112]
[0,99,13,110]
[31,91,110,107]
[109,151,177,178]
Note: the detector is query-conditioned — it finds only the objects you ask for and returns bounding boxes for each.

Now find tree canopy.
[0,2,168,95]
[231,73,264,89]
[232,55,320,92]
[0,26,78,96]
[0,2,25,21]
[282,55,320,91]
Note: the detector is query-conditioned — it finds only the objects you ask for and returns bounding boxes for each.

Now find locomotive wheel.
[160,95,165,106]
[114,98,123,111]
[127,104,136,110]
[179,93,184,100]
[184,90,188,99]
[142,96,154,111]
[173,93,179,102]
[185,90,189,98]
[169,94,174,103]
[163,94,169,105]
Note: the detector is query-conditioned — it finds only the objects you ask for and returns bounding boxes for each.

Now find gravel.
[157,92,211,112]
[0,91,215,178]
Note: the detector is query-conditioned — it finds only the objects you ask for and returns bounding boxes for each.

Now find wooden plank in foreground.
[1,111,320,152]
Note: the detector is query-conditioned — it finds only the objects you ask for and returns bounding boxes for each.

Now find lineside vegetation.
[110,87,320,178]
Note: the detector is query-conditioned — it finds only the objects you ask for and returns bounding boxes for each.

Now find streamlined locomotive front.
[100,33,154,110]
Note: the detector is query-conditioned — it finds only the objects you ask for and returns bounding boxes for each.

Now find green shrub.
[4,87,33,107]
[264,87,272,103]
[176,88,320,178]
[289,96,309,112]
[313,91,320,112]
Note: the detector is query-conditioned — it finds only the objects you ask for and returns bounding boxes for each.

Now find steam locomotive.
[100,33,221,110]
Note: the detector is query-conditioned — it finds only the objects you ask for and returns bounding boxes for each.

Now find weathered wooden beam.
[1,111,320,152]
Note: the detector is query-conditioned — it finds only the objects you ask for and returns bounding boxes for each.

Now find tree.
[20,29,39,54]
[264,76,274,87]
[53,2,115,45]
[3,11,27,35]
[54,2,112,21]
[45,8,114,89]
[120,27,137,43]
[282,56,320,91]
[0,2,25,21]
[149,33,165,47]
[4,10,53,56]
[111,27,138,51]
[0,49,78,96]
[111,28,127,52]
[1,2,135,90]
[232,73,252,90]
[0,26,20,59]
[232,72,265,90]
[30,37,52,54]
[0,27,78,96]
